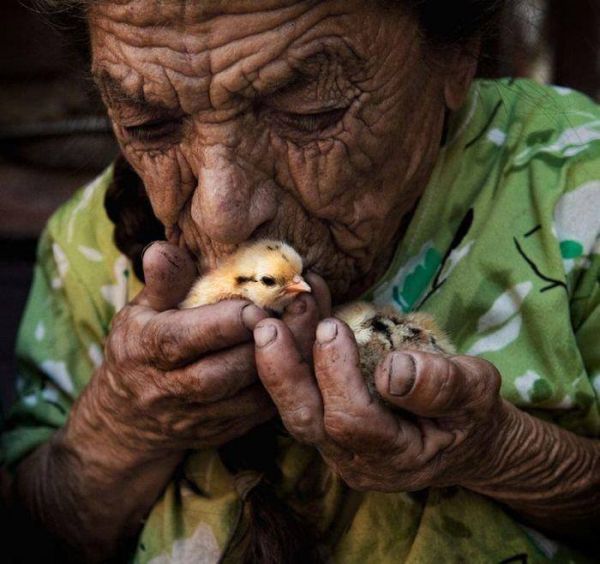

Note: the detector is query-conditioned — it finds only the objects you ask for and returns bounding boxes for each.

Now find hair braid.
[104,155,164,281]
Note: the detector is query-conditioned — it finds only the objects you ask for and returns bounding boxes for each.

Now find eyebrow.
[93,71,172,112]
[260,49,363,98]
[93,45,364,111]
[94,66,305,113]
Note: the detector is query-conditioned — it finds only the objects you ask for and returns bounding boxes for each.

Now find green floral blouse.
[2,79,599,563]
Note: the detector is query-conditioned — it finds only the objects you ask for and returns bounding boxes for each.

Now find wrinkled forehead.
[88,0,380,112]
[89,0,314,27]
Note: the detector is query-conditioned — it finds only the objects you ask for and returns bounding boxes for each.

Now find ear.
[443,38,481,111]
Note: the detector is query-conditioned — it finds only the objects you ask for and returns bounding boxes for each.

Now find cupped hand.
[254,297,507,493]
[69,242,276,460]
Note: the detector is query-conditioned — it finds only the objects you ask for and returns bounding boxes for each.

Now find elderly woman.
[2,0,599,562]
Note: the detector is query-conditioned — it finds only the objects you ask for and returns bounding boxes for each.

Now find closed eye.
[267,107,347,134]
[123,117,184,142]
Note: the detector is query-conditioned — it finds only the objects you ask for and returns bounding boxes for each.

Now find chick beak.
[284,275,312,296]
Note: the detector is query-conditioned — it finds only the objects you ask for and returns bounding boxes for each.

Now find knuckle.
[187,372,217,401]
[169,414,200,436]
[342,473,371,492]
[425,360,454,409]
[285,406,319,442]
[442,362,457,390]
[440,357,460,389]
[104,333,122,366]
[111,306,130,329]
[109,312,151,363]
[324,411,356,445]
[193,319,228,355]
[143,322,182,368]
[137,382,165,407]
[455,356,502,409]
[435,356,463,404]
[484,361,502,396]
[105,326,134,367]
[158,335,184,367]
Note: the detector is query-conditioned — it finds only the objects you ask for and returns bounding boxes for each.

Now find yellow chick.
[180,239,312,314]
[334,301,455,396]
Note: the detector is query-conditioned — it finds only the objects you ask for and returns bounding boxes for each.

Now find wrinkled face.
[90,0,467,300]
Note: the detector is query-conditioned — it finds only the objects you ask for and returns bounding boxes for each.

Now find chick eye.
[261,276,276,287]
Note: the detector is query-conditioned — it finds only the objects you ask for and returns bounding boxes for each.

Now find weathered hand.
[279,271,332,361]
[68,241,276,460]
[254,311,506,493]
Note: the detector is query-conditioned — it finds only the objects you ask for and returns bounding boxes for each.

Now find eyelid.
[266,92,347,114]
[269,107,348,134]
[122,116,184,142]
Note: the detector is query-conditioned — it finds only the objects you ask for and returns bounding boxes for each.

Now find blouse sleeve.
[571,250,600,433]
[1,227,107,470]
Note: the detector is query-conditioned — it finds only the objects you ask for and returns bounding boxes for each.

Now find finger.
[189,408,277,449]
[305,272,332,318]
[146,382,275,445]
[133,242,198,311]
[254,319,327,446]
[144,300,267,368]
[373,352,501,417]
[168,343,258,402]
[314,319,374,410]
[282,293,320,361]
[313,319,400,450]
[176,385,277,448]
[196,383,276,422]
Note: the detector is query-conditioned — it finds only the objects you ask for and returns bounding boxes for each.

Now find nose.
[191,144,277,245]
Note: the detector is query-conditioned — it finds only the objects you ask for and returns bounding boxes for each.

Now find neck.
[344,205,415,301]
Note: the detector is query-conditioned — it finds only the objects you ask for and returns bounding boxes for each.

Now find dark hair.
[35,1,507,562]
[407,0,506,44]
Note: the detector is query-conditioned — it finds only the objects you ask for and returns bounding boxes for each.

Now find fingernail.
[286,296,307,316]
[388,353,416,396]
[242,304,267,331]
[141,241,159,260]
[255,324,277,347]
[316,320,337,343]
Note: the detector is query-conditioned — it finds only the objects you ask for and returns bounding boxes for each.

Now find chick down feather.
[334,301,455,397]
[180,239,310,314]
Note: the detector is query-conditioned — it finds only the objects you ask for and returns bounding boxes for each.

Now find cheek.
[275,105,416,229]
[271,114,384,225]
[124,145,197,227]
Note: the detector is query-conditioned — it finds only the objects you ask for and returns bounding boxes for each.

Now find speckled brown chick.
[334,301,455,399]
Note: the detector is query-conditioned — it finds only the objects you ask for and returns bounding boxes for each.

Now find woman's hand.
[255,292,600,546]
[14,241,277,562]
[253,312,505,492]
[72,242,276,461]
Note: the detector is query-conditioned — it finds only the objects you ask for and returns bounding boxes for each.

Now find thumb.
[374,351,501,418]
[132,241,198,311]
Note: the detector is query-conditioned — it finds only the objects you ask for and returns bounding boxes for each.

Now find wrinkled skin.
[90,0,471,297]
[13,1,599,561]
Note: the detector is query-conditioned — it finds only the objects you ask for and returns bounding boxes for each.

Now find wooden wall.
[483,0,600,100]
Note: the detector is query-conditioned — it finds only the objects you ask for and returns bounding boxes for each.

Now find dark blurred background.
[0,0,599,413]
